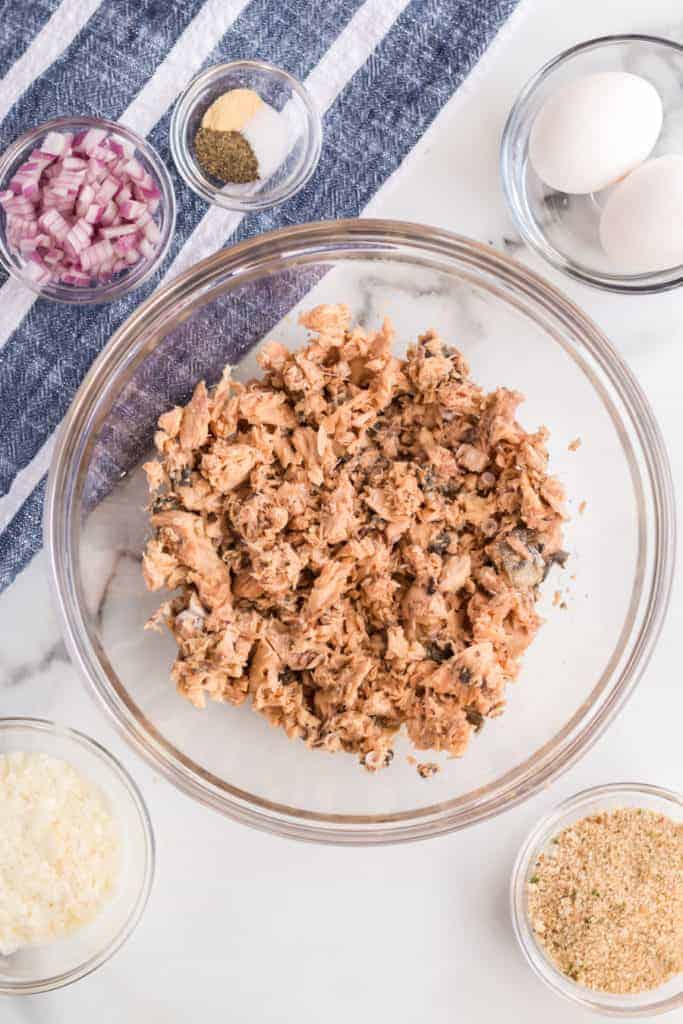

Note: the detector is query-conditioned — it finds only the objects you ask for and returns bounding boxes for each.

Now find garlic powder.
[201,88,263,132]
[0,751,120,955]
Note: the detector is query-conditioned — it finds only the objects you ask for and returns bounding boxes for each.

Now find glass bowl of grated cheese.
[0,718,155,995]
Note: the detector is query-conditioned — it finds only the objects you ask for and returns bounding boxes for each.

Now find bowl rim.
[510,781,683,1016]
[500,33,683,294]
[0,115,177,305]
[0,716,155,994]
[44,218,676,844]
[169,59,323,212]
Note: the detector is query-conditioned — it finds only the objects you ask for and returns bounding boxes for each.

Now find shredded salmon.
[142,304,567,771]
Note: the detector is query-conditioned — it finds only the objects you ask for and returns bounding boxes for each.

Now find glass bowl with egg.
[0,718,155,994]
[501,35,683,293]
[170,59,322,212]
[511,782,683,1016]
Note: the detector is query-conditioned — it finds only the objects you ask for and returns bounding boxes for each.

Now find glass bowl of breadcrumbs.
[511,782,683,1017]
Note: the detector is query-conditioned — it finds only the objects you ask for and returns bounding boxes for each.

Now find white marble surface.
[3,0,682,1020]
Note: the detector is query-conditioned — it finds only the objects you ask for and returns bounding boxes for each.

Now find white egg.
[529,71,662,194]
[599,155,683,272]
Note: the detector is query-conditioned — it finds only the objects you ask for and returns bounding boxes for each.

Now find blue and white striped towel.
[0,0,519,592]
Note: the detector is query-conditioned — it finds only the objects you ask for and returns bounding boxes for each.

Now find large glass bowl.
[45,220,675,844]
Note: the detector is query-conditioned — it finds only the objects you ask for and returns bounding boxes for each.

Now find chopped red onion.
[42,248,64,265]
[100,222,138,239]
[13,176,41,200]
[88,157,108,183]
[61,269,90,286]
[64,220,93,258]
[134,205,151,224]
[121,157,145,182]
[84,203,105,224]
[39,209,70,242]
[2,194,35,216]
[62,156,88,172]
[99,200,118,226]
[108,134,135,159]
[18,237,40,254]
[42,132,68,157]
[3,126,164,288]
[90,144,117,164]
[76,183,95,215]
[144,219,160,243]
[138,237,155,260]
[52,171,86,190]
[96,176,119,203]
[114,232,140,254]
[9,217,38,239]
[117,198,146,220]
[30,149,58,165]
[80,237,114,271]
[41,191,74,213]
[76,128,107,155]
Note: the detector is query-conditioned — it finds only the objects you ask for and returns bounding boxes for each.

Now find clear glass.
[510,782,683,1016]
[501,35,683,294]
[45,221,675,844]
[0,718,155,994]
[170,60,322,211]
[0,116,176,304]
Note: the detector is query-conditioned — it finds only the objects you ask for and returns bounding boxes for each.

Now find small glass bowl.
[170,59,322,211]
[0,718,155,994]
[501,35,683,294]
[511,782,683,1017]
[0,116,176,304]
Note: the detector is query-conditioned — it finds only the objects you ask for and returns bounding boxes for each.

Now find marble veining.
[0,639,67,690]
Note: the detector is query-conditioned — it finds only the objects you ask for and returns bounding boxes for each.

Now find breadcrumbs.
[143,304,567,770]
[528,808,683,994]
[417,762,440,779]
[568,437,581,452]
[579,500,587,515]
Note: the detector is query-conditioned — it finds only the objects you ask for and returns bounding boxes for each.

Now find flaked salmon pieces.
[143,304,567,771]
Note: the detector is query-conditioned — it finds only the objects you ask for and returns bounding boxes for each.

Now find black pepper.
[194,127,259,184]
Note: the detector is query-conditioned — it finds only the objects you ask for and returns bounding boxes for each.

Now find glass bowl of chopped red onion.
[0,116,175,304]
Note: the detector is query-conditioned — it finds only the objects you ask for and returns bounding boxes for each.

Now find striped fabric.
[0,0,519,592]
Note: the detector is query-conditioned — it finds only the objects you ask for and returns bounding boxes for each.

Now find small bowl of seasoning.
[0,718,155,994]
[511,782,683,1017]
[170,59,322,212]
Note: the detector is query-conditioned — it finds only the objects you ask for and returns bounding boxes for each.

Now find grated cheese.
[0,751,120,955]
